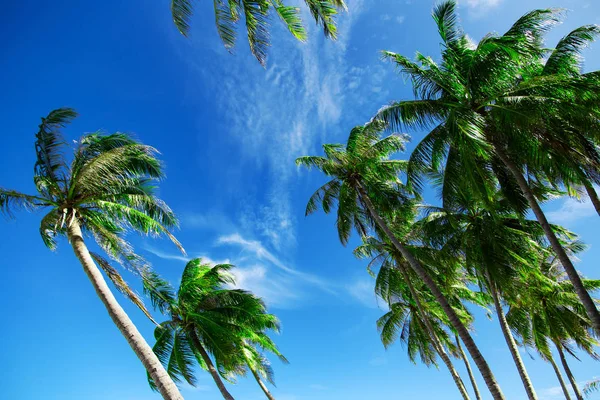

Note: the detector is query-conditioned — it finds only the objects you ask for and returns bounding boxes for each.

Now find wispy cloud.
[309,384,328,391]
[461,0,502,17]
[179,0,375,252]
[546,197,597,225]
[144,246,189,262]
[217,233,335,293]
[346,278,382,309]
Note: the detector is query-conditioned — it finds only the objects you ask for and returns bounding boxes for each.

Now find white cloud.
[217,233,334,292]
[396,16,406,24]
[144,246,189,262]
[346,278,382,309]
[546,197,597,225]
[461,0,502,17]
[381,14,392,21]
[179,0,370,251]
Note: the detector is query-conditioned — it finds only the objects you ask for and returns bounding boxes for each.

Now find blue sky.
[2,0,600,399]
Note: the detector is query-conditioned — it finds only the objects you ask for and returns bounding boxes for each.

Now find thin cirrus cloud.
[175,0,395,253]
[145,231,386,309]
[461,0,502,16]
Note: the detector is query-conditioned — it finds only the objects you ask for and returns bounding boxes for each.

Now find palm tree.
[455,334,483,400]
[170,0,347,65]
[374,0,600,332]
[238,340,288,400]
[416,193,544,400]
[356,234,471,400]
[296,122,506,399]
[507,242,600,400]
[0,109,185,400]
[142,259,283,400]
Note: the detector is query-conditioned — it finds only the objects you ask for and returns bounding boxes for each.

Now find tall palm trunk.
[66,220,183,400]
[356,183,505,400]
[249,365,276,400]
[188,330,235,400]
[556,342,584,400]
[549,355,572,400]
[488,278,538,400]
[398,264,471,400]
[456,334,483,400]
[494,146,600,333]
[583,181,600,217]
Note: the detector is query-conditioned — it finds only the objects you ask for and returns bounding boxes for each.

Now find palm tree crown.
[0,107,183,318]
[143,258,285,398]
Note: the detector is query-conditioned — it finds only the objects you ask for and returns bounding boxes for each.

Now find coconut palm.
[238,339,288,400]
[296,122,506,399]
[142,259,283,400]
[374,0,600,333]
[356,234,472,400]
[170,0,346,65]
[416,191,546,400]
[455,334,483,400]
[507,242,600,400]
[0,108,185,400]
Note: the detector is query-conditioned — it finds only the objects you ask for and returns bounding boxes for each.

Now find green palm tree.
[357,236,471,400]
[296,122,506,399]
[170,0,347,65]
[374,0,600,332]
[237,339,288,400]
[142,259,283,400]
[507,242,600,400]
[417,192,546,400]
[0,109,185,400]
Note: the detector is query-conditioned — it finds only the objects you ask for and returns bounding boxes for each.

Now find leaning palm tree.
[355,222,475,400]
[237,339,288,400]
[417,192,545,400]
[143,259,283,400]
[507,241,600,400]
[0,108,185,400]
[296,122,506,399]
[375,0,600,332]
[170,0,347,65]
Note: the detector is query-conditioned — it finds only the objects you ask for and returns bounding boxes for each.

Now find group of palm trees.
[0,109,288,400]
[2,0,600,399]
[297,2,600,400]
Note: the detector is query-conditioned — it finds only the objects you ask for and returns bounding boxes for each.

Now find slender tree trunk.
[488,278,538,400]
[494,146,600,333]
[549,355,572,400]
[188,330,235,400]
[249,365,276,400]
[556,343,584,400]
[583,181,600,217]
[66,220,183,400]
[456,334,483,400]
[356,183,505,400]
[398,265,471,400]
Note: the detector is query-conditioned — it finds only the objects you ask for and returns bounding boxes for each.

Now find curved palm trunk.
[66,221,183,400]
[356,183,505,400]
[249,365,276,400]
[583,181,600,217]
[549,355,572,400]
[188,330,235,400]
[494,147,600,334]
[488,279,538,400]
[456,334,483,400]
[398,265,471,400]
[556,343,584,400]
